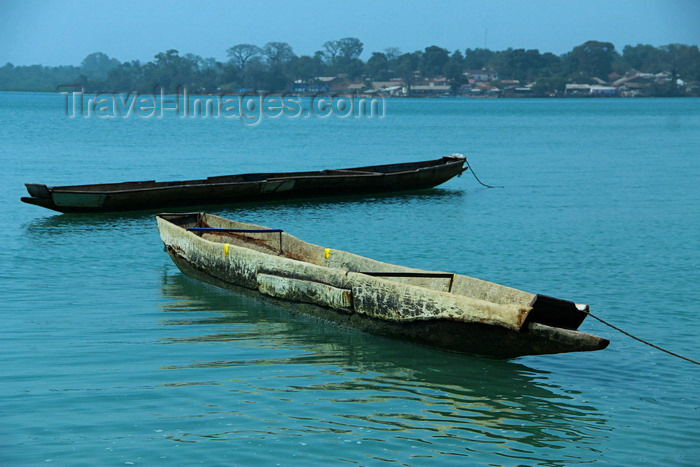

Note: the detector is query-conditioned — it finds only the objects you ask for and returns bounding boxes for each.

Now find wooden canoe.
[21,154,467,213]
[157,212,609,358]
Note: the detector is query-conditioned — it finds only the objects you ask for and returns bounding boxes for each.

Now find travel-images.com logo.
[58,85,385,125]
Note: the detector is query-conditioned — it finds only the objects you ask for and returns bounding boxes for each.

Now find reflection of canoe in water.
[157,212,609,359]
[21,154,467,213]
[159,271,608,444]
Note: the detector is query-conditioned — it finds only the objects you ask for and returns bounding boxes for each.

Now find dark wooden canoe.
[21,154,467,213]
[157,212,609,359]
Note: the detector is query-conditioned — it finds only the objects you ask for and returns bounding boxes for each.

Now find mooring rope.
[459,156,696,365]
[464,157,503,188]
[588,312,700,366]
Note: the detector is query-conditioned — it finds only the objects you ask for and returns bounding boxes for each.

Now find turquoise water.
[2,93,699,465]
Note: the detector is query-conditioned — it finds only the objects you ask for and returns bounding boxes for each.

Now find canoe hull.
[158,213,609,358]
[22,155,467,213]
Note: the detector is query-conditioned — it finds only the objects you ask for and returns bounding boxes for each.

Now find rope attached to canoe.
[464,157,503,188]
[587,312,700,366]
[458,159,697,364]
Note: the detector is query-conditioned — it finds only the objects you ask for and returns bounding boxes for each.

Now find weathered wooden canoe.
[157,212,609,358]
[21,154,467,213]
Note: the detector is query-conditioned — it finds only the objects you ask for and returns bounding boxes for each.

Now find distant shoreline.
[2,41,698,98]
[1,89,696,99]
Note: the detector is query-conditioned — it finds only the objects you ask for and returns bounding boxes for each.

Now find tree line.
[1,39,699,95]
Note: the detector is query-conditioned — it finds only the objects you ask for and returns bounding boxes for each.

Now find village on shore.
[2,39,698,98]
[292,69,697,98]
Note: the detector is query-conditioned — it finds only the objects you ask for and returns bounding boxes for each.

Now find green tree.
[322,40,342,65]
[366,52,389,79]
[288,54,327,81]
[443,50,466,89]
[323,38,363,75]
[565,40,618,78]
[662,44,700,81]
[143,49,200,91]
[463,48,494,70]
[622,44,665,72]
[80,52,120,81]
[337,37,363,61]
[263,42,295,65]
[105,60,143,91]
[395,52,421,90]
[384,47,401,62]
[492,48,549,83]
[226,44,263,71]
[242,57,266,90]
[421,45,450,77]
[264,64,290,92]
[196,57,223,92]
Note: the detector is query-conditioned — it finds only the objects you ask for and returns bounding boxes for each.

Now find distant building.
[410,83,451,96]
[589,85,616,96]
[565,84,617,96]
[463,69,497,82]
[292,80,328,93]
[371,80,404,90]
[370,80,406,96]
[464,83,500,97]
[346,83,365,93]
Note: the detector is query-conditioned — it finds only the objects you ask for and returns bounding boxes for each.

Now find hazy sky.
[1,0,698,66]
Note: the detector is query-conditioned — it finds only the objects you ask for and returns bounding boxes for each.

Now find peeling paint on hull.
[157,213,609,358]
